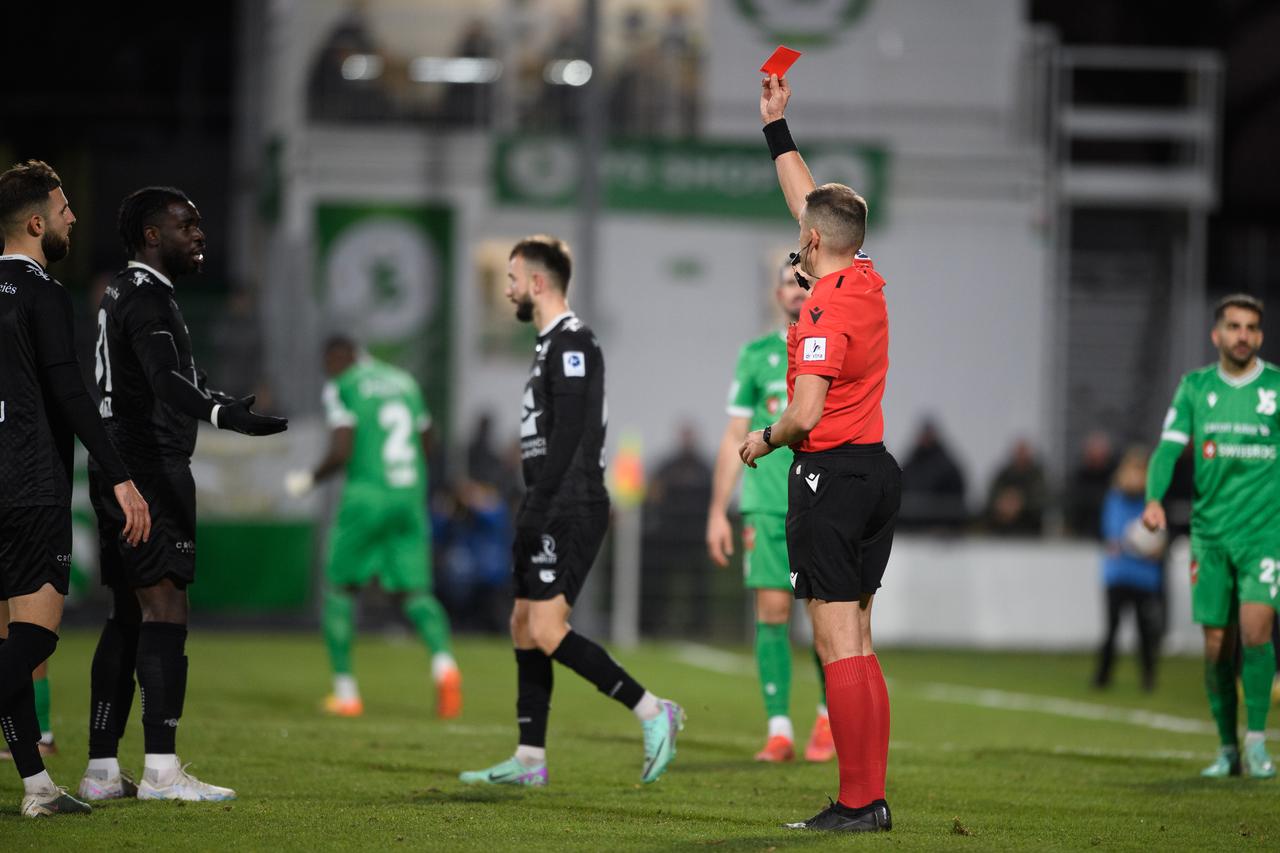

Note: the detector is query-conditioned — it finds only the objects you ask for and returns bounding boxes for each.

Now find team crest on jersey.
[768,353,780,367]
[1207,392,1218,408]
[767,396,781,415]
[1257,388,1277,416]
[1202,440,1217,459]
[1190,560,1199,585]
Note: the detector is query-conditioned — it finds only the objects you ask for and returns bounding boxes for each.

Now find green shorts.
[743,513,790,590]
[1191,538,1280,626]
[325,489,431,593]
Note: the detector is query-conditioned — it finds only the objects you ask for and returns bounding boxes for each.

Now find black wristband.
[763,119,797,160]
[762,425,775,448]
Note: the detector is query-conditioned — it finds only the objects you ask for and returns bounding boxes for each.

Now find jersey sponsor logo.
[131,270,149,287]
[562,350,586,377]
[1258,388,1277,416]
[175,541,195,556]
[1204,421,1272,437]
[539,569,557,583]
[0,282,16,295]
[1203,441,1276,460]
[809,306,824,324]
[520,387,542,438]
[802,337,827,362]
[531,534,558,566]
[1207,392,1218,408]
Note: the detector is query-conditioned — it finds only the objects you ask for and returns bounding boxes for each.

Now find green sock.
[323,589,356,675]
[1242,642,1274,732]
[404,592,453,656]
[755,622,791,719]
[33,676,51,734]
[1204,657,1239,748]
[813,649,827,708]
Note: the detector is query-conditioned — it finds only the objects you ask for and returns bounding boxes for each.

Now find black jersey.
[520,313,608,511]
[0,254,129,507]
[95,262,213,470]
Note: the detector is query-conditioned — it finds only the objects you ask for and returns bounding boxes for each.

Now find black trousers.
[1095,584,1164,689]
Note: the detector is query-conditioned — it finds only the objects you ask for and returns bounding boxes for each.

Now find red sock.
[823,656,876,809]
[864,654,890,802]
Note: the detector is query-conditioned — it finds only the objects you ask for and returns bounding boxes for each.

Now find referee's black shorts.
[0,505,73,599]
[90,463,197,590]
[786,443,901,602]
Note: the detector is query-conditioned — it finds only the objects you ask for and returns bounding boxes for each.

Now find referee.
[0,160,150,817]
[739,74,901,833]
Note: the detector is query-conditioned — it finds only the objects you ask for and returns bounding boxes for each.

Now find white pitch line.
[914,682,1280,738]
[672,644,1276,738]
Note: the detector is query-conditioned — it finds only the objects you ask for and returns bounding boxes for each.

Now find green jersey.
[727,330,793,516]
[323,358,431,500]
[1147,359,1280,547]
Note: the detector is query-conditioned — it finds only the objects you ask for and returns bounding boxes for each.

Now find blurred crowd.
[306,4,700,135]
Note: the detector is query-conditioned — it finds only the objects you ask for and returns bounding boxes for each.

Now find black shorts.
[0,505,72,599]
[512,504,609,606]
[787,444,901,602]
[89,465,197,590]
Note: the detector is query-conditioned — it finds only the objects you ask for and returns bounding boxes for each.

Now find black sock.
[136,622,188,755]
[515,648,553,748]
[88,617,142,759]
[0,625,58,779]
[550,631,645,710]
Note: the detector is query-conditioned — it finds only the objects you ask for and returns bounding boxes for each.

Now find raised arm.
[761,74,816,221]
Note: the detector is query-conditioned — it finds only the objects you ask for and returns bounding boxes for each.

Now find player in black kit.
[77,187,286,804]
[0,160,151,817]
[460,235,683,788]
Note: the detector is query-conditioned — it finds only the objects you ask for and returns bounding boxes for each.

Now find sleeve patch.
[562,350,586,377]
[802,337,827,362]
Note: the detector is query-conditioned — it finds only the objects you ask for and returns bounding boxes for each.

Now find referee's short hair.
[117,186,192,257]
[510,235,572,294]
[1214,293,1264,323]
[803,183,868,255]
[0,160,62,237]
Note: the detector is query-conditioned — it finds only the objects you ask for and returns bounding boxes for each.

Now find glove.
[213,395,288,436]
[284,470,314,498]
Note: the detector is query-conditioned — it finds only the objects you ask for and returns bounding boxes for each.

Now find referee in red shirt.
[740,73,901,833]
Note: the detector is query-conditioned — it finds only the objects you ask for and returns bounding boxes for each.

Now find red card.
[760,45,801,77]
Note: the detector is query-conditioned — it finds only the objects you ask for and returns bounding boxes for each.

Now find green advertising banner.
[493,136,888,226]
[314,203,453,443]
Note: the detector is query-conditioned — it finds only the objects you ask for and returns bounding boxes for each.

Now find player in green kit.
[1144,294,1280,779]
[286,336,461,718]
[706,262,833,763]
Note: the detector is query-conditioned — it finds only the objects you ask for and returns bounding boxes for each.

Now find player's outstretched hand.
[114,479,151,546]
[739,429,774,469]
[284,470,314,498]
[216,395,289,436]
[1141,500,1167,532]
[706,512,734,567]
[760,73,791,125]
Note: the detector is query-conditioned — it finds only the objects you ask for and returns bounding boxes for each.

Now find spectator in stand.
[1093,448,1165,691]
[898,417,967,532]
[1066,430,1116,538]
[982,439,1047,536]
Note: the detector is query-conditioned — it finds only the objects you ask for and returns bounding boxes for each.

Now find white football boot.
[137,763,237,802]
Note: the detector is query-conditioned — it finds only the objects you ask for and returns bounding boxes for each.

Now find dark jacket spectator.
[899,418,968,531]
[983,439,1048,535]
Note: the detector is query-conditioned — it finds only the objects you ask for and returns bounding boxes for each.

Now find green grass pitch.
[3,631,1279,850]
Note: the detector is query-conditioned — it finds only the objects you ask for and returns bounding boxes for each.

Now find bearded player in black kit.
[460,235,684,787]
[0,160,151,817]
[77,187,286,804]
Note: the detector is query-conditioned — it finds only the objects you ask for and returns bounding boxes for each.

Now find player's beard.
[1223,341,1259,369]
[515,296,535,323]
[41,228,70,264]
